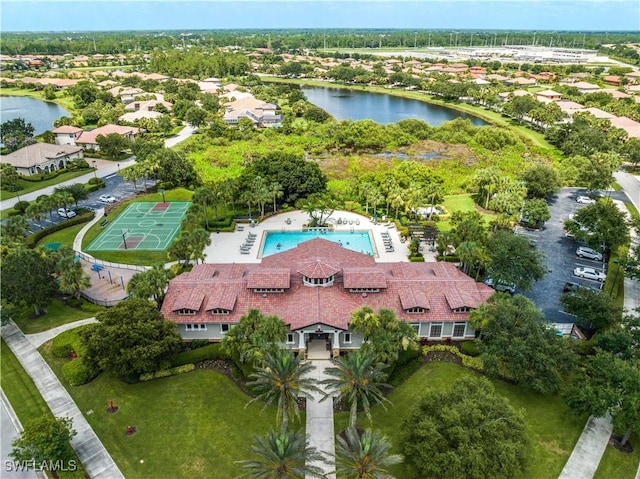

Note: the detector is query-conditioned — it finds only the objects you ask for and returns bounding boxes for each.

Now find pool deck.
[202,210,432,264]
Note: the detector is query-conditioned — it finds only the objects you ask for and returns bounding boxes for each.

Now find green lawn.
[0,168,95,200]
[594,434,640,479]
[39,341,279,479]
[36,222,87,249]
[13,298,103,334]
[335,362,586,479]
[1,339,85,479]
[439,193,496,231]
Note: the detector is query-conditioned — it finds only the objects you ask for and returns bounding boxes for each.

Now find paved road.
[1,390,43,479]
[614,170,640,210]
[1,322,124,479]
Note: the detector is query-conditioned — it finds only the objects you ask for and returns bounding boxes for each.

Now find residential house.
[119,110,164,122]
[560,81,600,94]
[609,117,640,140]
[74,124,140,151]
[161,239,494,357]
[1,143,83,176]
[536,89,562,103]
[603,75,622,86]
[223,95,282,127]
[51,126,83,145]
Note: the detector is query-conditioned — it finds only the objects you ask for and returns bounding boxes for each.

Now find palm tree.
[237,429,325,479]
[270,182,283,214]
[56,255,91,299]
[25,201,47,228]
[247,349,323,434]
[321,349,390,429]
[335,428,403,479]
[193,186,216,230]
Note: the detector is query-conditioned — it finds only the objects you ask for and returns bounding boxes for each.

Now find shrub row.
[170,343,227,367]
[423,344,483,371]
[460,340,480,357]
[52,326,100,386]
[26,211,94,248]
[19,166,89,183]
[139,364,195,382]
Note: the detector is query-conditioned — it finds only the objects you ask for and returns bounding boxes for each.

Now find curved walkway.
[25,318,98,349]
[1,322,123,479]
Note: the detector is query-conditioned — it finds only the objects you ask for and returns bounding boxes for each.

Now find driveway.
[521,188,607,323]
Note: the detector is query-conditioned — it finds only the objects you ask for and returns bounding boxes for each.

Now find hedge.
[460,340,481,357]
[26,211,94,248]
[423,344,483,372]
[139,364,195,382]
[170,343,227,367]
[52,329,86,358]
[62,359,99,386]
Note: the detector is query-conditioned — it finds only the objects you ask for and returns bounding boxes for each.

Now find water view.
[301,86,487,126]
[261,230,375,257]
[0,96,70,135]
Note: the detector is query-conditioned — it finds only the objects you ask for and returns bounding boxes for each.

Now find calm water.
[302,86,486,126]
[262,230,374,257]
[0,96,70,135]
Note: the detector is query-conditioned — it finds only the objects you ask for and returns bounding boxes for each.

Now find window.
[176,309,196,316]
[406,307,426,314]
[253,288,285,293]
[411,324,420,336]
[287,333,295,344]
[429,323,443,338]
[453,307,471,313]
[185,324,207,331]
[221,324,230,333]
[344,333,352,344]
[210,308,230,315]
[303,275,335,287]
[453,323,466,338]
[349,288,380,293]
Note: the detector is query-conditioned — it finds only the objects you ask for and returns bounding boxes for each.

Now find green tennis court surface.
[87,202,191,251]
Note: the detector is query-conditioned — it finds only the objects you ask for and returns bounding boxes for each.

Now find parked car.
[57,208,76,219]
[562,282,582,293]
[576,246,603,261]
[576,196,595,205]
[483,277,516,294]
[98,194,117,204]
[573,267,606,282]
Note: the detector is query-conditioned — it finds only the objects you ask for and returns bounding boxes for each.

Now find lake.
[301,86,487,126]
[0,96,70,135]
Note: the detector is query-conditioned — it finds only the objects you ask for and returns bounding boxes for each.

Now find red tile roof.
[298,259,340,279]
[246,269,291,289]
[343,268,387,289]
[161,239,494,331]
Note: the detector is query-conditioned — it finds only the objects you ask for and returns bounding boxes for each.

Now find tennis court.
[87,202,191,251]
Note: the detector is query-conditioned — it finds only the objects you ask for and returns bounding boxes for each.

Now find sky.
[1,0,639,32]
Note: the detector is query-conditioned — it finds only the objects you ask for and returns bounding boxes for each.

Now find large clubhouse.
[161,238,494,358]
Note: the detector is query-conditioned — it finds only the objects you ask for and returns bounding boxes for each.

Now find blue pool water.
[261,230,374,257]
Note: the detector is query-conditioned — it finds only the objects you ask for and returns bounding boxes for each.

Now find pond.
[302,86,487,126]
[0,96,70,135]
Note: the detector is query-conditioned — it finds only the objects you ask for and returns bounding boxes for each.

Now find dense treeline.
[1,30,638,55]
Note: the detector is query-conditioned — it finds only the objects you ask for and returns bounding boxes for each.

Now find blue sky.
[1,0,638,32]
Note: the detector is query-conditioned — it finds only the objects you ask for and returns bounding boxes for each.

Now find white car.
[576,196,595,205]
[98,194,117,204]
[57,208,76,219]
[573,267,606,282]
[576,246,603,261]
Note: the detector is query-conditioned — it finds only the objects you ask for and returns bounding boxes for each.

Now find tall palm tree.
[247,349,323,434]
[321,349,390,429]
[193,186,216,230]
[236,429,325,479]
[335,427,403,479]
[270,182,283,214]
[56,255,91,300]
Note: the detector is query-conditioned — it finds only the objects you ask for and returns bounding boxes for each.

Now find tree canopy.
[83,298,182,378]
[11,417,76,466]
[221,309,287,366]
[401,376,529,479]
[486,230,547,291]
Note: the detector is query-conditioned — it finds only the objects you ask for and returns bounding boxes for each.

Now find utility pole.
[414,32,417,49]
[428,33,431,48]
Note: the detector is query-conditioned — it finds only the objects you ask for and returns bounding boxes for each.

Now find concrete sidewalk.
[1,322,124,479]
[25,318,98,348]
[304,360,336,479]
[559,413,613,479]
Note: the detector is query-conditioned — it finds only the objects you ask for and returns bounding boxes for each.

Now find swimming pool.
[261,230,375,257]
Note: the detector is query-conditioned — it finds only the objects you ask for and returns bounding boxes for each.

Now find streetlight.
[92,160,97,179]
[122,230,128,250]
[159,188,166,203]
[117,163,120,173]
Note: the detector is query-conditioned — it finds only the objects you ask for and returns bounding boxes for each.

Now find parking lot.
[519,187,609,323]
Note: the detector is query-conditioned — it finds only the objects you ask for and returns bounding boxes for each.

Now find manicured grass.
[594,433,640,479]
[1,339,85,479]
[0,168,95,200]
[13,298,103,334]
[439,193,496,231]
[0,339,51,424]
[40,341,279,479]
[36,222,86,249]
[335,362,586,479]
